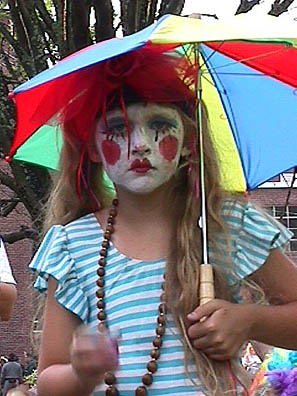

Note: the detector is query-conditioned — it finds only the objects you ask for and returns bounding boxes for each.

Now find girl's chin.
[114,179,174,196]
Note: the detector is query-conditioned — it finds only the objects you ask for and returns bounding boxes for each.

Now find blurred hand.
[70,325,118,388]
[187,299,253,361]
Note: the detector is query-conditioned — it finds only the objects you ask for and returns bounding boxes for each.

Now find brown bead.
[109,208,117,217]
[106,224,114,233]
[104,230,111,239]
[150,348,160,360]
[104,371,116,385]
[157,315,166,325]
[135,385,147,396]
[107,216,115,225]
[147,360,157,373]
[100,248,107,257]
[96,288,104,298]
[106,385,119,396]
[99,258,106,266]
[98,310,106,321]
[102,240,110,248]
[160,293,166,302]
[112,198,119,206]
[98,322,107,333]
[153,336,162,348]
[156,325,165,336]
[97,278,104,287]
[158,303,167,314]
[97,299,104,309]
[97,267,105,277]
[142,373,153,386]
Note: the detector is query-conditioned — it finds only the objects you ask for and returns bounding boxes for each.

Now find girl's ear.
[87,142,101,163]
[87,124,102,163]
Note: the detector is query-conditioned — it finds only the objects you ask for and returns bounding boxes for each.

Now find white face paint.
[95,103,184,194]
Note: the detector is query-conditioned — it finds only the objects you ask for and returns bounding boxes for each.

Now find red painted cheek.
[102,140,121,165]
[159,136,179,161]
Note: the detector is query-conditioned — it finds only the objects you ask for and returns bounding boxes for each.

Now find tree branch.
[0,197,20,217]
[67,0,92,52]
[1,227,38,244]
[35,0,57,43]
[268,0,295,16]
[0,168,18,193]
[93,0,115,41]
[0,21,30,75]
[158,0,185,17]
[146,0,159,25]
[235,0,261,14]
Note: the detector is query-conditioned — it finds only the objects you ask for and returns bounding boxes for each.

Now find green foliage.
[23,369,38,387]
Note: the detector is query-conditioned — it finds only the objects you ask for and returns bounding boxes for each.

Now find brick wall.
[0,164,35,365]
[249,188,297,207]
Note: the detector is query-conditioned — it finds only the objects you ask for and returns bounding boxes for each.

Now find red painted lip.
[129,159,153,173]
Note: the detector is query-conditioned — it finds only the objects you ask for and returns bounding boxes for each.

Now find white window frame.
[269,205,297,252]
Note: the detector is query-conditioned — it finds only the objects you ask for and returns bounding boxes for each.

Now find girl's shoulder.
[44,212,103,246]
[222,196,275,229]
[221,196,292,252]
[64,212,102,233]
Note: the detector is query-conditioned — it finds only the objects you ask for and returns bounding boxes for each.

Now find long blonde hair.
[42,102,258,395]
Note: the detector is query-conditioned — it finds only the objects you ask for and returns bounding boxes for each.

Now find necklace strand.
[96,199,167,396]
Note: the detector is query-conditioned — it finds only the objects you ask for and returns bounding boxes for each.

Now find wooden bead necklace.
[96,198,167,396]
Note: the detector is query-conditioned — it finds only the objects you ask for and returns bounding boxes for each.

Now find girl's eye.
[107,123,126,138]
[149,119,175,131]
[149,118,177,141]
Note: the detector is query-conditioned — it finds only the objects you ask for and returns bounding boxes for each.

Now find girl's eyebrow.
[98,115,125,128]
[105,115,125,123]
[148,113,178,125]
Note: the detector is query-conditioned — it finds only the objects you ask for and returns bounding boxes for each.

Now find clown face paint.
[95,103,184,194]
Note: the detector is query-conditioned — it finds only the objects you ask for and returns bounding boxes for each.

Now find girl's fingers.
[187,322,209,339]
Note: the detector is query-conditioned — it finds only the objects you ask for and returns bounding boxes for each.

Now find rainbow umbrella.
[7,13,297,192]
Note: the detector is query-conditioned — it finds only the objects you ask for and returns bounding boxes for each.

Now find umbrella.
[7,13,297,193]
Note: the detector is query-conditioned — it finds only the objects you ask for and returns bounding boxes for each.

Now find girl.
[29,45,297,396]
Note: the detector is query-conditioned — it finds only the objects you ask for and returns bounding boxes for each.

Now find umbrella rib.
[203,47,287,74]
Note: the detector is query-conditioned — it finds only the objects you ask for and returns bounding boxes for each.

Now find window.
[268,206,297,252]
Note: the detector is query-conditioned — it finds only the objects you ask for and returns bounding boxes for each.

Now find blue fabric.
[14,15,170,94]
[29,200,292,395]
[201,44,297,190]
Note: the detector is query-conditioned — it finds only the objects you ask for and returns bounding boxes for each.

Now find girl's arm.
[0,283,17,320]
[37,277,118,396]
[187,248,297,360]
[244,248,297,348]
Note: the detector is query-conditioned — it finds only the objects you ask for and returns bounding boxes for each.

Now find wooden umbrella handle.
[199,264,215,306]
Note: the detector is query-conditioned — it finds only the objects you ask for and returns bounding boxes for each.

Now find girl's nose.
[131,144,151,156]
[131,127,151,156]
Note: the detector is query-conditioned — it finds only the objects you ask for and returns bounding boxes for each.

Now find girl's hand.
[187,299,253,361]
[70,326,118,388]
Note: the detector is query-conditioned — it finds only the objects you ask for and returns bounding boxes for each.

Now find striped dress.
[30,199,292,396]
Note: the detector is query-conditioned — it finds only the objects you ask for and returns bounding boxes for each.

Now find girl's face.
[95,103,185,194]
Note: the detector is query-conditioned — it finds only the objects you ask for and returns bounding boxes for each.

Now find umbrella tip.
[4,155,11,163]
[8,91,14,101]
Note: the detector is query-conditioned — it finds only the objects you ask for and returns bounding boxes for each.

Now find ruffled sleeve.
[29,225,89,323]
[222,200,293,284]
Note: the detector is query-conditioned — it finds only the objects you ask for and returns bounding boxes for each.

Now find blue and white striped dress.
[30,199,292,395]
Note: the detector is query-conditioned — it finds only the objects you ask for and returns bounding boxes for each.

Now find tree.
[0,0,185,245]
[0,0,296,245]
[235,0,295,15]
